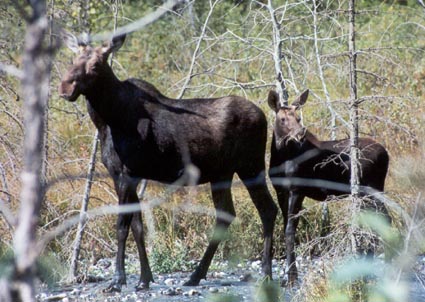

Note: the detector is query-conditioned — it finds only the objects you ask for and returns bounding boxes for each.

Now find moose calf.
[267,89,390,286]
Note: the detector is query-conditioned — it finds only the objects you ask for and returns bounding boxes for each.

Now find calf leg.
[285,191,304,287]
[275,187,289,233]
[240,174,278,280]
[184,180,235,286]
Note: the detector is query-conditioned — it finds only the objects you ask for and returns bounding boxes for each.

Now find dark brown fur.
[267,89,389,286]
[59,34,277,292]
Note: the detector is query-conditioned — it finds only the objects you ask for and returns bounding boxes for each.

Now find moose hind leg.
[184,180,235,286]
[240,173,278,279]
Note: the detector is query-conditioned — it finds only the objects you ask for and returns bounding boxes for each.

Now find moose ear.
[267,90,280,112]
[60,30,91,53]
[292,89,309,108]
[61,31,81,53]
[101,33,126,57]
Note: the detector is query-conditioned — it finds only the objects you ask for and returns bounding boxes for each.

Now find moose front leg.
[104,212,133,293]
[104,176,139,293]
[131,211,154,290]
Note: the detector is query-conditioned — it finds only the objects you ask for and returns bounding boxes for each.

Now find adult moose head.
[267,89,390,286]
[59,32,278,292]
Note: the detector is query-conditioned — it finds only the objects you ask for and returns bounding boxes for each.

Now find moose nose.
[58,83,71,100]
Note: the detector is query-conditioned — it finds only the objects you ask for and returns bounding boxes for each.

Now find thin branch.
[91,0,185,42]
[0,198,16,229]
[177,0,220,99]
[0,63,24,79]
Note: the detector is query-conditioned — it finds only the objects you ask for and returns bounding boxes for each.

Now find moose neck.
[278,130,322,159]
[84,66,138,130]
[304,131,321,148]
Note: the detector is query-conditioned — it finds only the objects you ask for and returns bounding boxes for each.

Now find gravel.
[36,255,425,302]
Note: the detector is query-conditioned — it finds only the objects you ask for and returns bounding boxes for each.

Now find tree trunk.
[68,131,99,280]
[348,0,360,199]
[12,0,53,301]
[267,0,289,105]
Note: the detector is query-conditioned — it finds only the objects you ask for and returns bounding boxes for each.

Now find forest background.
[1,0,425,301]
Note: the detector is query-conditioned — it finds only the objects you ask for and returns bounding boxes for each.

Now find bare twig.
[0,63,23,79]
[91,0,185,42]
[177,0,220,99]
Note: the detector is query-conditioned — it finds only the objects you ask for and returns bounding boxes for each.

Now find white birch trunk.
[267,0,288,106]
[13,0,52,300]
[348,0,360,198]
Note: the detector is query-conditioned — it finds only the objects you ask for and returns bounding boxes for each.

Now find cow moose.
[267,89,390,286]
[58,33,278,292]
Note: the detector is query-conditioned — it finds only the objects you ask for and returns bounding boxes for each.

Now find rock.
[209,287,219,293]
[164,278,175,286]
[240,273,254,282]
[184,289,200,296]
[163,288,177,296]
[42,293,67,301]
[251,260,262,270]
[96,258,112,268]
[213,271,227,278]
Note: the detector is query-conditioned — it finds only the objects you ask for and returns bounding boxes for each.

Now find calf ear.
[292,89,309,108]
[267,90,280,112]
[101,33,126,57]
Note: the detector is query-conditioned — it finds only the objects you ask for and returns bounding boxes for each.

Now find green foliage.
[326,258,409,302]
[149,237,192,274]
[36,253,67,287]
[207,292,241,302]
[0,247,14,280]
[0,247,65,287]
[320,211,409,302]
[255,280,283,302]
[355,211,403,260]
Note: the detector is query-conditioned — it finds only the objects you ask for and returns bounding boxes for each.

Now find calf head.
[267,89,309,145]
[58,33,126,102]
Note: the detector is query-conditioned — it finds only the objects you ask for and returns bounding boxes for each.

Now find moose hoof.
[135,281,150,291]
[281,276,298,288]
[183,278,200,286]
[103,283,122,293]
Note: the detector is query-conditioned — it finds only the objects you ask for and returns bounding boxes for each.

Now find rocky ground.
[37,256,287,302]
[37,255,425,302]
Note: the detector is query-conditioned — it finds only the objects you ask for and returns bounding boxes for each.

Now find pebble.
[183,289,200,296]
[239,273,254,282]
[162,287,177,296]
[164,278,175,286]
[251,260,262,270]
[209,287,219,293]
[42,293,68,301]
[213,271,227,278]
